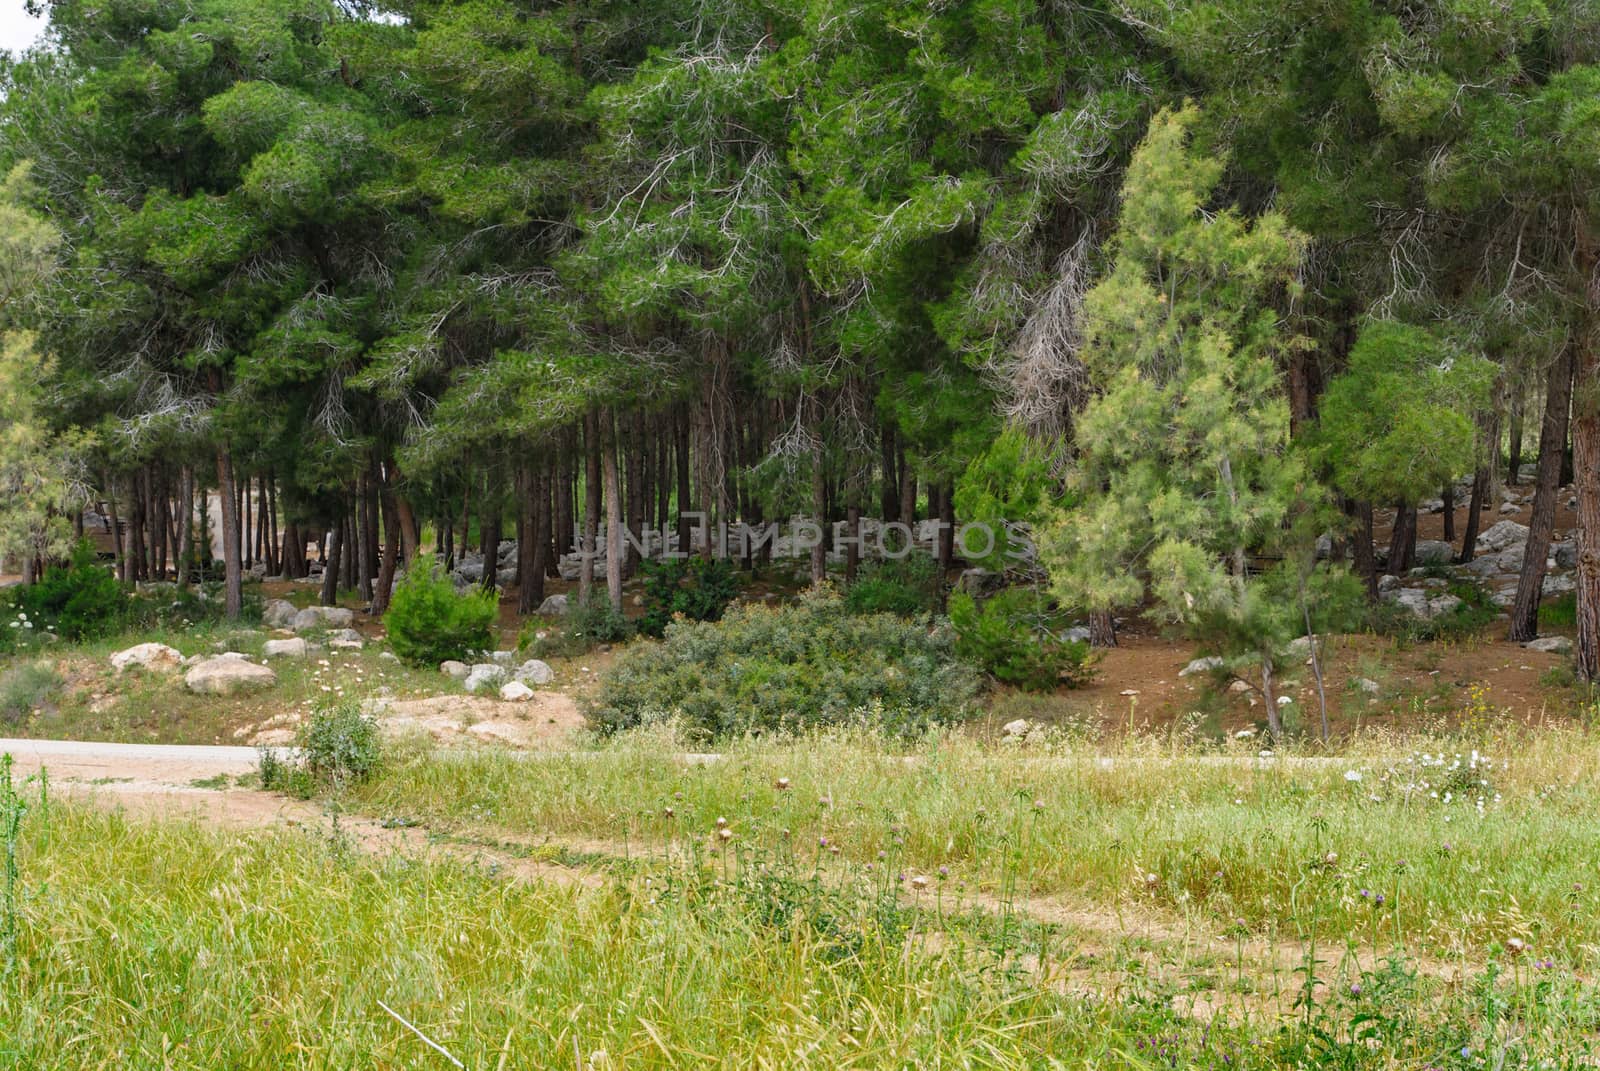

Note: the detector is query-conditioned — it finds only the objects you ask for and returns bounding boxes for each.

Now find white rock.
[537,594,569,615]
[262,599,299,628]
[1426,594,1462,618]
[515,659,554,686]
[1001,718,1031,738]
[499,680,535,702]
[291,606,356,633]
[1523,636,1573,655]
[440,660,470,680]
[1179,656,1225,677]
[184,657,277,696]
[464,663,506,693]
[1476,520,1530,553]
[1354,677,1381,695]
[1414,540,1454,563]
[489,650,515,667]
[110,642,183,673]
[262,638,309,659]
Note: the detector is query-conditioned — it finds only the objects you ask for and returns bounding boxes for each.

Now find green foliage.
[1372,578,1500,644]
[521,594,633,659]
[1038,106,1323,734]
[638,556,740,638]
[383,554,498,667]
[843,556,944,617]
[948,588,1095,692]
[0,660,61,727]
[1314,320,1496,505]
[590,590,980,740]
[260,697,382,799]
[952,427,1060,570]
[12,542,128,641]
[1541,593,1578,632]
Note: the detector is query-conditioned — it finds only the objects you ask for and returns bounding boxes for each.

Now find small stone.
[499,680,535,702]
[515,659,555,686]
[440,660,469,680]
[536,594,569,615]
[464,663,506,693]
[1001,718,1031,738]
[262,638,309,659]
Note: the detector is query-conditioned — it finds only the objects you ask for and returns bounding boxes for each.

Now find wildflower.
[938,866,949,879]
[818,836,828,848]
[1344,770,1362,783]
[910,875,929,890]
[818,795,832,808]
[1323,851,1339,867]
[1505,937,1526,956]
[775,777,790,791]
[715,816,728,829]
[717,827,733,844]
[1349,984,1362,996]
[663,807,674,819]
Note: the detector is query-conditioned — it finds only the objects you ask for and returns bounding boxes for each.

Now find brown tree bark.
[1349,500,1378,599]
[1574,228,1600,682]
[604,410,624,610]
[319,509,343,608]
[1388,503,1417,575]
[216,450,244,618]
[582,409,601,604]
[1441,483,1456,544]
[1458,467,1487,565]
[1509,346,1575,642]
[176,466,193,591]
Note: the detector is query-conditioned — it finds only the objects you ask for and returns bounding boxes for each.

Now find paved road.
[0,736,264,785]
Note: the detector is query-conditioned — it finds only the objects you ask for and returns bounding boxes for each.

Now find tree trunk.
[675,405,692,555]
[356,471,375,604]
[1509,346,1575,642]
[1388,503,1417,575]
[320,510,343,607]
[481,504,502,594]
[216,450,244,619]
[1089,609,1117,649]
[519,466,550,614]
[1507,390,1525,486]
[899,451,916,526]
[1574,230,1600,682]
[176,466,193,591]
[880,425,899,522]
[1441,483,1456,544]
[1350,500,1378,599]
[582,409,601,604]
[809,398,827,586]
[372,478,402,617]
[1458,467,1487,564]
[604,410,624,611]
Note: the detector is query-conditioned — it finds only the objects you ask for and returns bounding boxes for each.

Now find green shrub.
[1540,592,1577,631]
[11,542,127,641]
[383,554,498,667]
[0,661,61,727]
[638,555,740,637]
[948,587,1095,692]
[125,586,262,631]
[843,555,943,617]
[522,594,632,657]
[590,588,980,739]
[261,698,382,798]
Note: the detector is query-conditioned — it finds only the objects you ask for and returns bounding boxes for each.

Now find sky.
[0,0,46,55]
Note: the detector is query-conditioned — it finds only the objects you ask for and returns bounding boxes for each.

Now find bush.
[11,542,127,641]
[842,555,943,617]
[0,661,61,727]
[948,587,1095,692]
[260,698,382,798]
[590,588,980,739]
[633,550,739,633]
[638,555,740,637]
[384,555,498,667]
[520,594,634,658]
[1371,577,1499,644]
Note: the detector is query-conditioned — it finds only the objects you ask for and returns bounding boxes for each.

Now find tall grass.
[354,724,1600,964]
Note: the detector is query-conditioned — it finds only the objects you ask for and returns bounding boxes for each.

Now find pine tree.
[1040,106,1319,738]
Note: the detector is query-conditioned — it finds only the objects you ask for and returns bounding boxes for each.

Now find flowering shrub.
[590,588,980,739]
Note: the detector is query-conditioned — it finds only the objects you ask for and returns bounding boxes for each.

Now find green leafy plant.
[383,554,498,667]
[638,556,740,637]
[843,555,944,617]
[521,593,633,657]
[0,661,62,727]
[261,698,382,799]
[949,588,1095,691]
[11,542,127,641]
[590,588,980,739]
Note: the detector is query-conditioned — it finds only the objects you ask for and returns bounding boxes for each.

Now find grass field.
[11,718,1600,1067]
